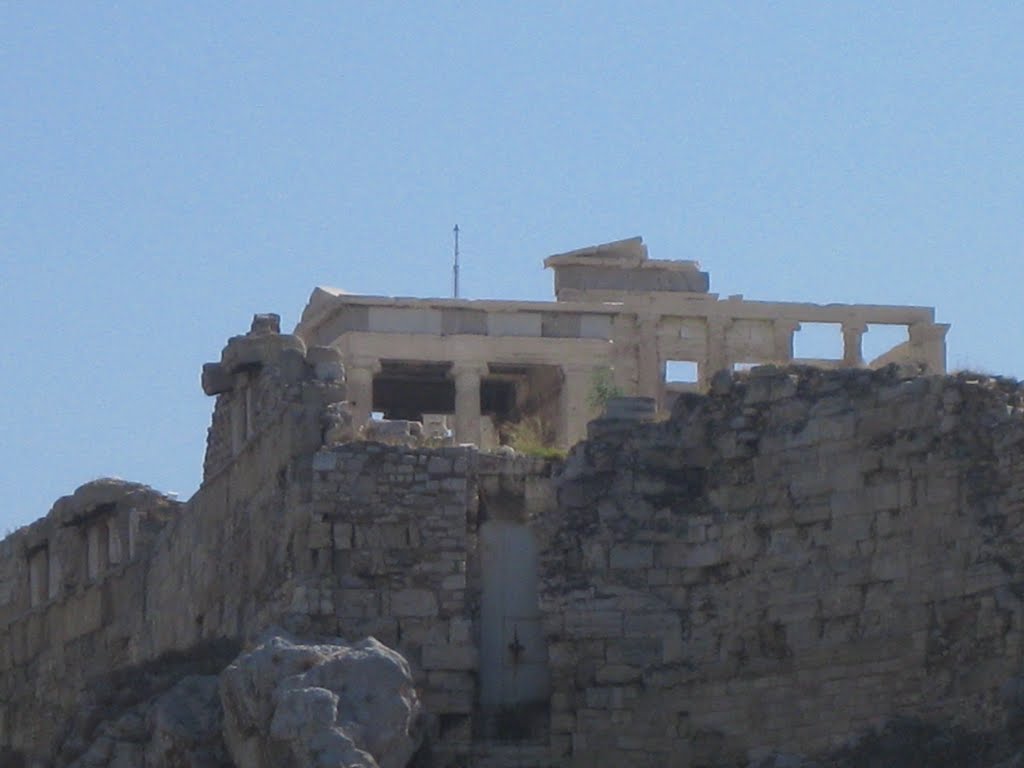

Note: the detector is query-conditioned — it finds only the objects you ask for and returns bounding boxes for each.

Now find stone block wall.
[539,366,1024,766]
[201,313,345,481]
[299,444,559,752]
[306,443,479,733]
[0,321,351,764]
[0,480,180,756]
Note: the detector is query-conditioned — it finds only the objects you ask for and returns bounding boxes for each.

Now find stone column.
[636,315,662,401]
[560,364,594,448]
[346,356,381,432]
[773,319,800,364]
[702,316,730,387]
[909,323,949,373]
[452,363,487,446]
[611,313,639,394]
[842,322,868,367]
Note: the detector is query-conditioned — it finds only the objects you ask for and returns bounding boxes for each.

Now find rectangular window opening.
[732,361,761,373]
[665,360,699,384]
[793,322,843,361]
[863,324,910,366]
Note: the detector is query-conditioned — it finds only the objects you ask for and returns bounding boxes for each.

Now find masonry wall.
[0,326,557,765]
[0,481,180,758]
[6,351,1024,767]
[0,337,343,764]
[538,366,1024,767]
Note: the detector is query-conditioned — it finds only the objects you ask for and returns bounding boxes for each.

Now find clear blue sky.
[2,3,1021,533]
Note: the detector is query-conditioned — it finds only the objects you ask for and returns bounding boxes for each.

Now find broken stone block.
[363,419,424,446]
[322,402,358,444]
[200,362,233,396]
[306,345,345,382]
[249,313,281,335]
[602,396,656,421]
[220,332,306,374]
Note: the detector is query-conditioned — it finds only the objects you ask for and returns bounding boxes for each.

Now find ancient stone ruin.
[292,237,948,448]
[7,239,1024,767]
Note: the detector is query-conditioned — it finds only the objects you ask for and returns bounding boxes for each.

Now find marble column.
[842,322,868,367]
[909,323,949,373]
[346,356,381,431]
[636,314,662,401]
[560,364,594,448]
[452,363,487,446]
[702,316,731,387]
[773,319,800,364]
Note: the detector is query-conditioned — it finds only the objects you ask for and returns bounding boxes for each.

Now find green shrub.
[587,366,624,412]
[505,416,565,459]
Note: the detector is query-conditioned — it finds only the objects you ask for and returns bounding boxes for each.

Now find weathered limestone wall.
[0,309,558,765]
[0,321,350,764]
[303,443,480,744]
[0,481,180,757]
[539,366,1024,766]
[300,444,558,756]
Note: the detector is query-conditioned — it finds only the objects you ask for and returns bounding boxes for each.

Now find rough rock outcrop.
[219,633,423,768]
[67,674,228,768]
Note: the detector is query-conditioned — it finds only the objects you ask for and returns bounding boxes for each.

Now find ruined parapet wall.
[0,480,180,756]
[539,366,1024,766]
[201,312,347,480]
[0,315,355,764]
[139,315,350,657]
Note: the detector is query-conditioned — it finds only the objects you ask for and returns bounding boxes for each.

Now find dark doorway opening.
[373,361,454,421]
[481,379,516,422]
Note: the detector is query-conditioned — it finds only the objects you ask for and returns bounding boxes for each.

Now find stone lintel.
[202,362,234,396]
[544,236,648,268]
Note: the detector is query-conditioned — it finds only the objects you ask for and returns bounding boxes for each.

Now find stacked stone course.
[540,365,1024,766]
[0,480,181,755]
[305,443,480,718]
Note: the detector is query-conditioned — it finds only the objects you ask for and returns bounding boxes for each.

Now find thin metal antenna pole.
[453,224,460,299]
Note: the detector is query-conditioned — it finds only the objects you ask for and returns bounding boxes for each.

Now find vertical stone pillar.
[842,322,868,367]
[636,315,662,402]
[909,323,949,373]
[346,356,381,432]
[452,363,487,446]
[773,319,800,364]
[560,364,594,448]
[611,314,639,394]
[702,316,730,387]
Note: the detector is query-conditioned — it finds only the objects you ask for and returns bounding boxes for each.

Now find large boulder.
[219,633,423,768]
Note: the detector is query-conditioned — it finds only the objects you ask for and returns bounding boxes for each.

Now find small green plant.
[505,415,565,459]
[587,366,624,412]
